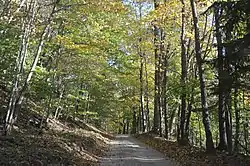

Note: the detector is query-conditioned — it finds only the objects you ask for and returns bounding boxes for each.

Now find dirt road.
[100,135,178,166]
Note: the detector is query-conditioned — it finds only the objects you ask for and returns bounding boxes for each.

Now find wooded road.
[100,135,178,166]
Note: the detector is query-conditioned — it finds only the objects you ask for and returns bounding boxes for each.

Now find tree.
[190,0,214,152]
[152,0,161,134]
[4,0,59,135]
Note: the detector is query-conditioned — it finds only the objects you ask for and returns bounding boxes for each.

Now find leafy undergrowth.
[0,111,113,165]
[135,133,250,166]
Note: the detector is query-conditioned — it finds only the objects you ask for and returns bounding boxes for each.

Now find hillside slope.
[0,110,113,165]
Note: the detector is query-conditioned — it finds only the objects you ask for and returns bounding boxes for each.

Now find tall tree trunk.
[153,0,160,134]
[162,53,168,139]
[214,4,228,151]
[180,0,188,144]
[158,29,166,137]
[190,0,215,152]
[153,43,160,134]
[225,21,233,154]
[139,47,145,132]
[138,4,145,132]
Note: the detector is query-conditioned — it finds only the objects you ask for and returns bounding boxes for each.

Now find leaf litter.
[0,111,113,166]
[135,133,250,166]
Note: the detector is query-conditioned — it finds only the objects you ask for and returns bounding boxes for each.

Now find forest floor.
[0,110,113,165]
[135,133,250,166]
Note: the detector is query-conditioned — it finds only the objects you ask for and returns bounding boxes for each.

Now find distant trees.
[130,0,250,155]
[0,0,135,135]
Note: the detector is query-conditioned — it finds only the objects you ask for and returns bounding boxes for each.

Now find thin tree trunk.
[126,120,129,134]
[123,119,126,134]
[177,105,181,141]
[191,128,194,145]
[169,106,177,138]
[225,92,232,154]
[190,0,215,152]
[54,107,60,119]
[137,112,140,133]
[180,0,188,144]
[234,87,240,152]
[198,113,202,148]
[243,91,248,154]
[132,108,137,134]
[42,93,52,129]
[139,50,145,132]
[185,91,194,139]
[144,57,150,131]
[138,4,145,133]
[54,84,64,119]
